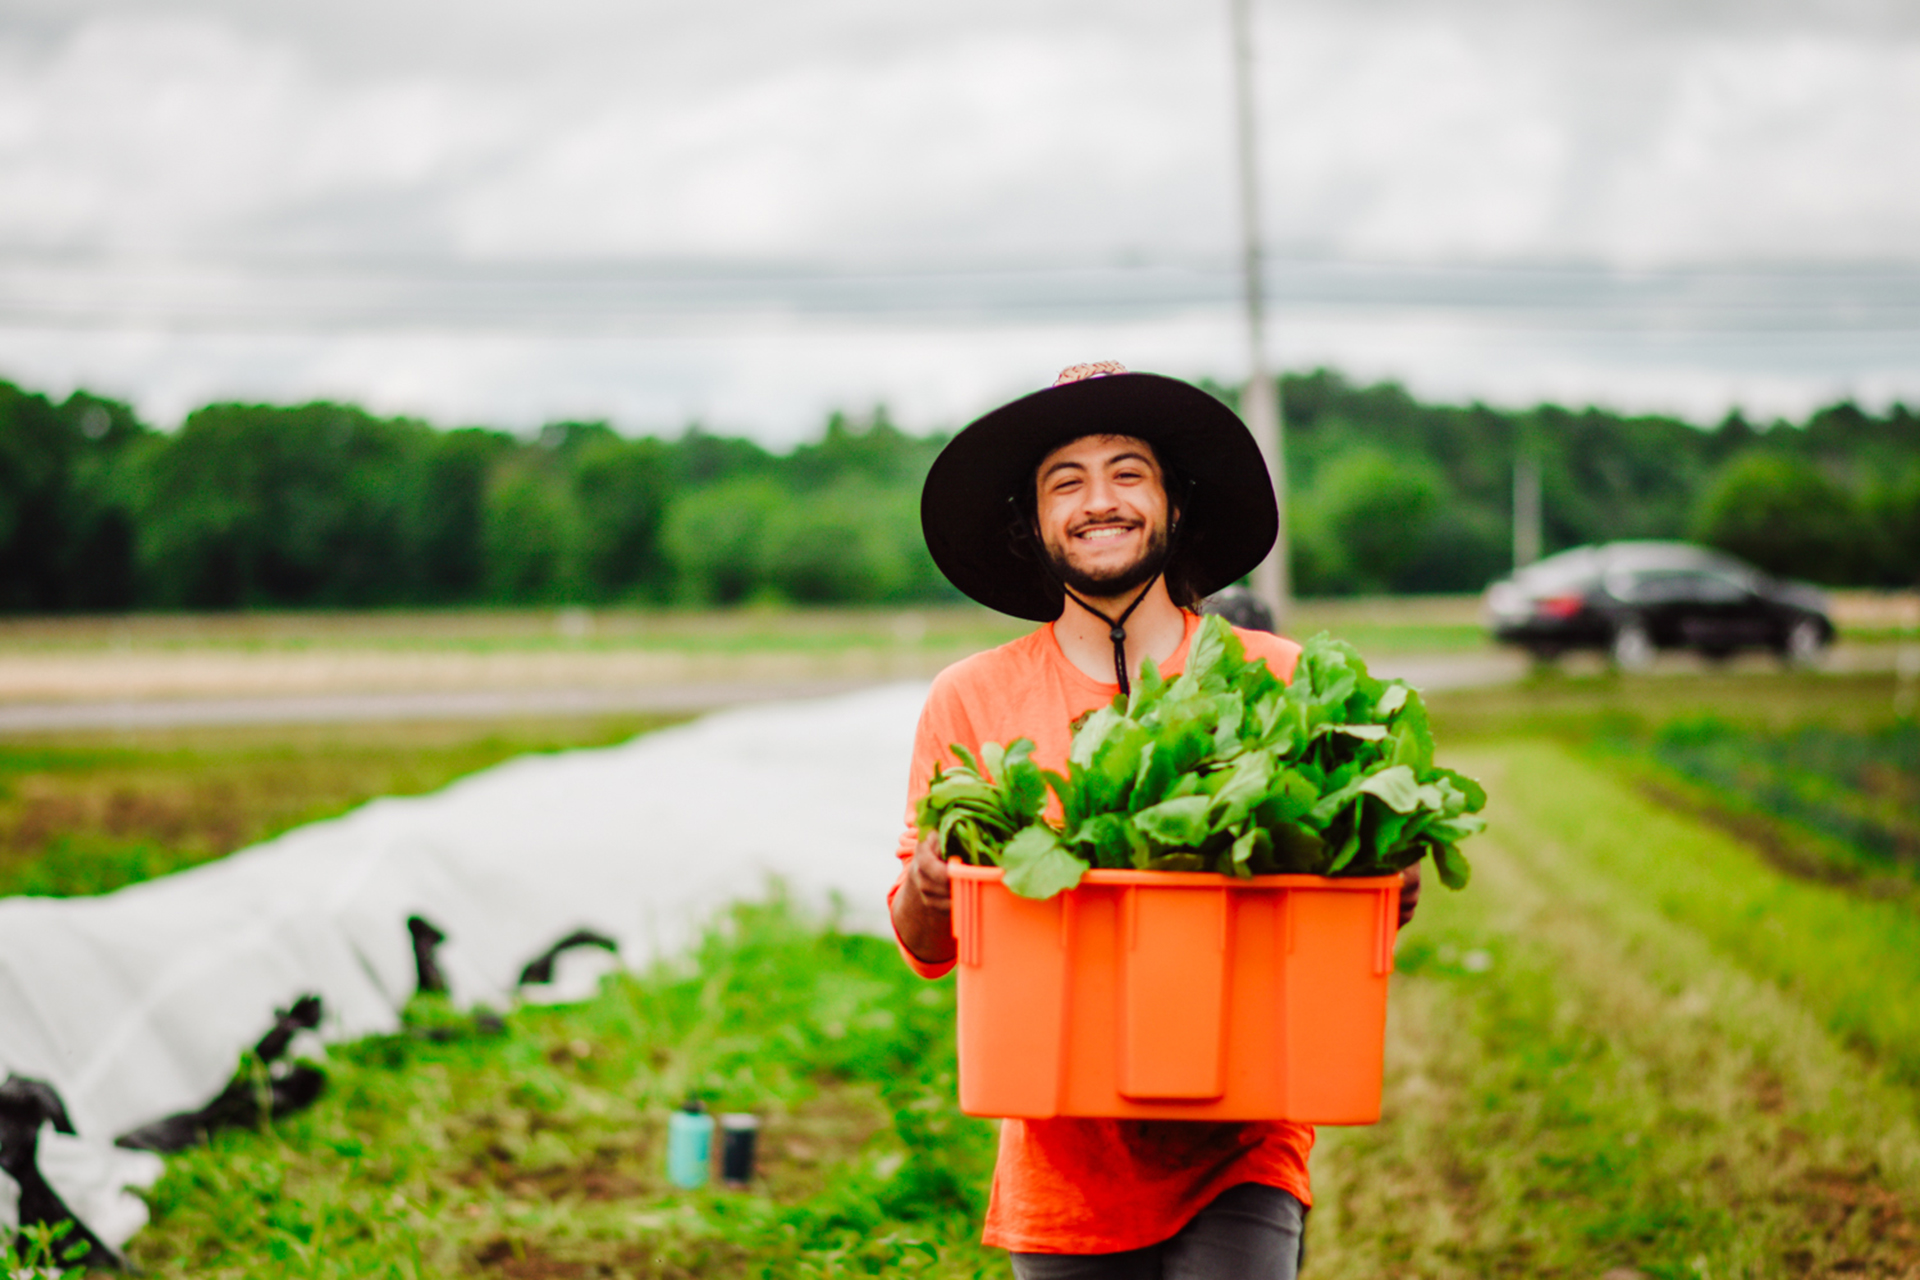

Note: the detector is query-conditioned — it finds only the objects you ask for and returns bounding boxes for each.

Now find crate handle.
[956,876,981,967]
[1373,886,1396,976]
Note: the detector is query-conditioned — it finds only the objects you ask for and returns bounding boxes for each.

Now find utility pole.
[1229,0,1289,627]
[1512,453,1542,569]
[1512,418,1542,569]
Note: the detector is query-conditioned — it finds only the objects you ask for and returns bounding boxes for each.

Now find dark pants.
[1009,1183,1306,1280]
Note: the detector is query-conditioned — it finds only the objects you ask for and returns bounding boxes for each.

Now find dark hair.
[1009,437,1204,612]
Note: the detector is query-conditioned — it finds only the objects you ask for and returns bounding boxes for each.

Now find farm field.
[3,607,1918,1277]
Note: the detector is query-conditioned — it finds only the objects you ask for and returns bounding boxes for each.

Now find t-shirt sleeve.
[888,668,977,980]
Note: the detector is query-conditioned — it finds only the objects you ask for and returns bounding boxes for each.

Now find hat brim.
[921,372,1279,621]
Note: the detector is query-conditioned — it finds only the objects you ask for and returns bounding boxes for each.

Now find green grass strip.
[1504,739,1920,1088]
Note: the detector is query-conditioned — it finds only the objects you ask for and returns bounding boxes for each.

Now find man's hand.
[891,829,957,965]
[1398,863,1422,930]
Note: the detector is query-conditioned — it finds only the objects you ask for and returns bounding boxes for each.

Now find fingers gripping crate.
[949,862,1401,1123]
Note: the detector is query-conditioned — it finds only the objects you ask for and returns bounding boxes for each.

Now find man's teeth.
[1080,527,1130,540]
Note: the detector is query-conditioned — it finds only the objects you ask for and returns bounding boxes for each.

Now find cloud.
[2,0,1914,266]
[0,0,1914,433]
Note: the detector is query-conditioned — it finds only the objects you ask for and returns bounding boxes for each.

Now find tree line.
[0,371,1913,613]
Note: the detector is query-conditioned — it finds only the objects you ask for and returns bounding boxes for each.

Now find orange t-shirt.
[889,610,1312,1255]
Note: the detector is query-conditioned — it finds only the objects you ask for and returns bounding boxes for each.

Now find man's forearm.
[892,872,957,965]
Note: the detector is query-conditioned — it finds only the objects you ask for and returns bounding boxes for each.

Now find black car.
[1483,541,1834,668]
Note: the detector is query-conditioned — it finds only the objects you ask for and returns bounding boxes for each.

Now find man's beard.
[1044,520,1174,600]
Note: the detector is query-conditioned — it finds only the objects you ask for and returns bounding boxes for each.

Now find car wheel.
[1610,619,1655,671]
[1781,617,1828,667]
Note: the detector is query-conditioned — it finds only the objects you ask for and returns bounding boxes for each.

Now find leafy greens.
[916,616,1486,900]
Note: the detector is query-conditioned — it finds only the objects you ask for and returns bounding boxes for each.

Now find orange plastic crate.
[949,861,1401,1122]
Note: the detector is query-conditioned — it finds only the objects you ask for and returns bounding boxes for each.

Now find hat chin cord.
[1060,574,1162,698]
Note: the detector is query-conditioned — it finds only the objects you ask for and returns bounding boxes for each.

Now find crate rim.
[947,859,1404,892]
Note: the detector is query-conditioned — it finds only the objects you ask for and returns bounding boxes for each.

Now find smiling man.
[889,363,1418,1278]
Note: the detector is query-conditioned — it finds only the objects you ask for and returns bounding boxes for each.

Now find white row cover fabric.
[0,682,925,1241]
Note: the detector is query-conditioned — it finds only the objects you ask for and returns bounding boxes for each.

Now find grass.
[0,716,685,897]
[131,897,1001,1279]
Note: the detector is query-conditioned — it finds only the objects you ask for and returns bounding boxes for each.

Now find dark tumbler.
[719,1113,759,1188]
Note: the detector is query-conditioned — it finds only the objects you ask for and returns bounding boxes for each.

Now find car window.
[1519,558,1600,594]
[1618,570,1747,604]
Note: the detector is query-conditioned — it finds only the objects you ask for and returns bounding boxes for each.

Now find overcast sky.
[1,0,1916,439]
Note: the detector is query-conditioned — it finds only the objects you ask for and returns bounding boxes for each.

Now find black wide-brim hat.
[921,368,1278,621]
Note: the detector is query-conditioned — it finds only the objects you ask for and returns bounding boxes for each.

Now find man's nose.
[1080,475,1124,512]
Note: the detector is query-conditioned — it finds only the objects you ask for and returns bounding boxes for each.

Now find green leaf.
[1388,694,1435,772]
[1357,765,1448,814]
[1211,695,1245,755]
[1433,767,1489,812]
[1268,822,1327,873]
[1209,751,1273,827]
[1308,775,1368,827]
[1230,826,1260,870]
[1186,613,1233,684]
[1432,814,1488,840]
[1432,841,1473,890]
[1068,706,1127,772]
[980,740,1006,782]
[1075,812,1141,869]
[1325,821,1363,874]
[1001,826,1091,900]
[1127,653,1168,716]
[1374,683,1410,718]
[1132,794,1214,847]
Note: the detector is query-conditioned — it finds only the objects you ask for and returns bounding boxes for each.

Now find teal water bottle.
[667,1097,713,1189]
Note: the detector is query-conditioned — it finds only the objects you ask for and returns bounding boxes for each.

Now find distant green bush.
[1293,447,1443,594]
[1689,452,1873,584]
[663,476,787,604]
